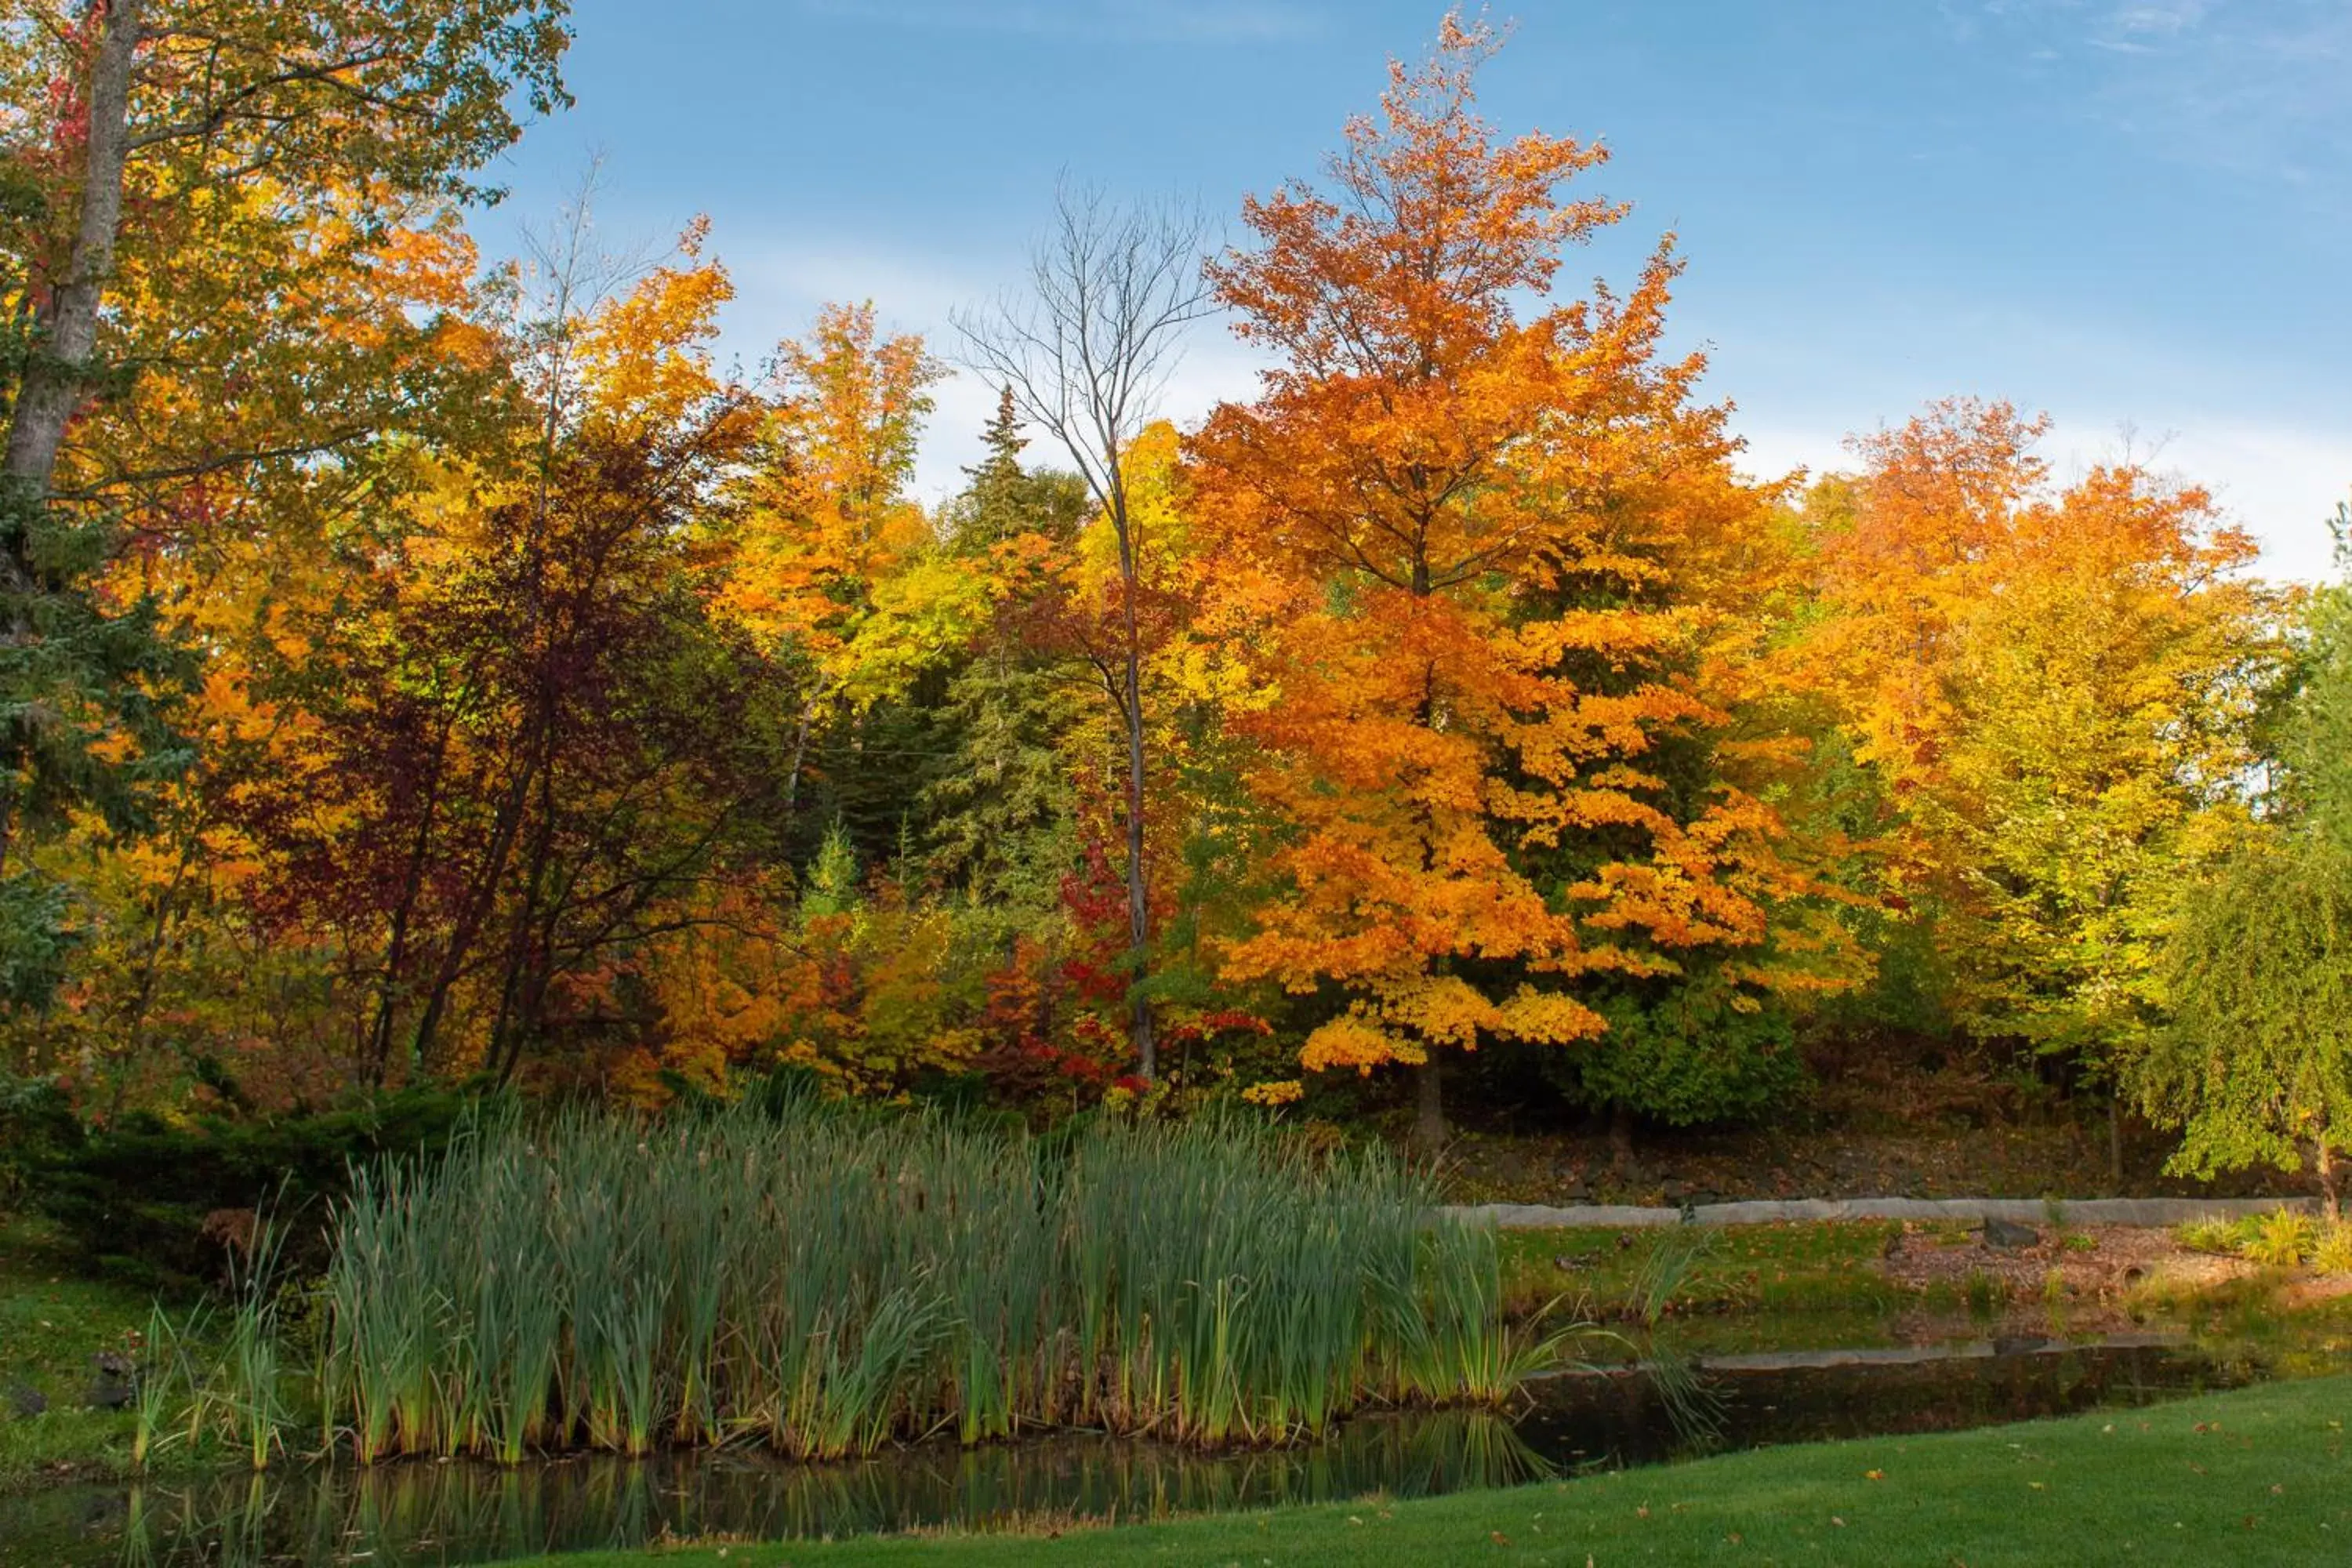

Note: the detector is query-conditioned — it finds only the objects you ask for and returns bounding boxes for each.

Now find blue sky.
[493,1,2350,579]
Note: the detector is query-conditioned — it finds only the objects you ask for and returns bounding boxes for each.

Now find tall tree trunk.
[408,745,537,1070]
[1120,659,1155,1081]
[1413,1054,1445,1152]
[1112,488,1155,1082]
[487,763,559,1082]
[0,1,142,869]
[3,0,143,513]
[368,753,454,1086]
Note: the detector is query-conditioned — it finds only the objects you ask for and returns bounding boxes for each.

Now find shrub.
[2312,1223,2352,1276]
[2241,1207,2316,1269]
[2174,1218,2238,1254]
[1541,974,1806,1129]
[0,1070,78,1212]
[30,1089,477,1287]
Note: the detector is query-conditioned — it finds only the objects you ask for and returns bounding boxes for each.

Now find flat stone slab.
[1530,1332,2193,1381]
[1449,1196,2318,1229]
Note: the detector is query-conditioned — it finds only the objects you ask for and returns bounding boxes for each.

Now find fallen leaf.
[1865,1469,1885,1481]
[1832,1515,1847,1526]
[1490,1530,1512,1547]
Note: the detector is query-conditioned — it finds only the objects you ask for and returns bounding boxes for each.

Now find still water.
[0,1336,2309,1567]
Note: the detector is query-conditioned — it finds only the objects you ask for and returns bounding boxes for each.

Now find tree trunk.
[2,0,143,514]
[1122,675,1154,1082]
[1413,1054,1444,1151]
[0,0,143,869]
[1609,1102,1639,1178]
[1112,483,1154,1082]
[409,747,536,1070]
[2320,1132,2340,1226]
[2107,1094,2123,1191]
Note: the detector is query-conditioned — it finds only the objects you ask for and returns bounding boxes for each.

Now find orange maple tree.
[1808,399,2280,1112]
[1189,14,1857,1142]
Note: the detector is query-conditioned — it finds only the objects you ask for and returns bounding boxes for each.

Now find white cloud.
[1730,409,2352,584]
[1958,0,2352,187]
[703,238,2352,584]
[711,236,1270,505]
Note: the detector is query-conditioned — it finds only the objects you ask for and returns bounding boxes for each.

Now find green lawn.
[506,1375,2352,1567]
[0,1217,158,1490]
[1498,1221,1912,1321]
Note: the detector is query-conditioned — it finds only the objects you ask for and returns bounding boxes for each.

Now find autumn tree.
[0,0,569,1008]
[955,186,1211,1081]
[1190,14,1854,1146]
[715,299,959,856]
[1811,399,2281,1170]
[218,230,805,1088]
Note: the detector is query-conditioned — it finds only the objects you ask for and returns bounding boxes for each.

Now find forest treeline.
[0,7,2344,1198]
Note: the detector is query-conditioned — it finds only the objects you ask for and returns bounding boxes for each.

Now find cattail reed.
[306,1099,1553,1465]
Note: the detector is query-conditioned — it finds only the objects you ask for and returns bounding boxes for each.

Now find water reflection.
[0,1338,2305,1568]
[5,1410,1546,1568]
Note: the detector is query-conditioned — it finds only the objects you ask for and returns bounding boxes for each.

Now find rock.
[5,1380,45,1417]
[1661,1178,1690,1203]
[1881,1230,1906,1259]
[1982,1218,2041,1251]
[82,1351,136,1411]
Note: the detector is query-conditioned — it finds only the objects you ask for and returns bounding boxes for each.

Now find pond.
[0,1333,2332,1567]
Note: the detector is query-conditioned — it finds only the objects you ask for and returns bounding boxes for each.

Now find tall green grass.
[307,1102,1554,1465]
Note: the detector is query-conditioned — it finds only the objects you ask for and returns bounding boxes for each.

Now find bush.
[1542,975,1806,1129]
[2312,1223,2352,1276]
[2241,1208,2317,1269]
[0,1070,80,1212]
[28,1088,479,1287]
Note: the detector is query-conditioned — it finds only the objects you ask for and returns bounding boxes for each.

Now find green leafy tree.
[924,390,1091,913]
[2134,501,2352,1219]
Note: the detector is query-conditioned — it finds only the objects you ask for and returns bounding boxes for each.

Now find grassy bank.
[1499,1221,1908,1322]
[0,1219,228,1491]
[503,1374,2352,1566]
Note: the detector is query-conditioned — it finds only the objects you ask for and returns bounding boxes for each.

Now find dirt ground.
[1876,1222,2251,1301]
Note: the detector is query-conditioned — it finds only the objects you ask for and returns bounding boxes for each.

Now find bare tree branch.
[951,183,1213,1079]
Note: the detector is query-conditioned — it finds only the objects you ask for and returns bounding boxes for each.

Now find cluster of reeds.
[129,1221,297,1473]
[313,1101,1554,1465]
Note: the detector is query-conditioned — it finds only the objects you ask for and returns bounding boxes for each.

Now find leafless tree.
[954,183,1212,1081]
